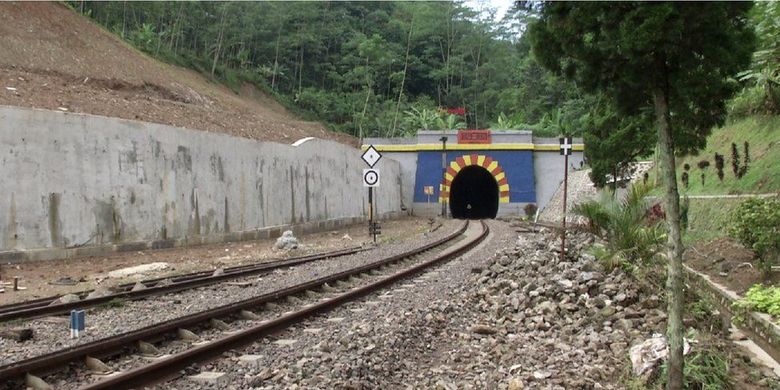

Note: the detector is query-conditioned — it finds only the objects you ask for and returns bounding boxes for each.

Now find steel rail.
[81,220,488,390]
[0,246,367,322]
[0,221,469,385]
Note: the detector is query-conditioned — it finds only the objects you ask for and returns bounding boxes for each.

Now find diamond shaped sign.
[361,145,382,168]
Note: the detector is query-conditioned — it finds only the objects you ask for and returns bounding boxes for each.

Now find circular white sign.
[364,169,379,186]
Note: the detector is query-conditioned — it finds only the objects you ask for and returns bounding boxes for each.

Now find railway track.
[1,220,486,389]
[0,246,367,323]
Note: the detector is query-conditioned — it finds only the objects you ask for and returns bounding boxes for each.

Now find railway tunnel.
[449,165,499,219]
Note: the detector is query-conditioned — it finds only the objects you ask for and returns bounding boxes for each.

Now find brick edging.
[684,264,780,363]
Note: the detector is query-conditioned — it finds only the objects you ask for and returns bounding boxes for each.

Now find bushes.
[661,350,733,390]
[729,197,780,273]
[714,153,725,182]
[734,284,780,319]
[573,183,665,271]
[697,160,710,185]
[523,203,538,218]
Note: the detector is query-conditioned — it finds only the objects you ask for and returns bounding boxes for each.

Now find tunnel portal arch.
[449,165,498,218]
[439,154,510,219]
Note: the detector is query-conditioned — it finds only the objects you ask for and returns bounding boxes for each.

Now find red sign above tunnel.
[457,130,491,144]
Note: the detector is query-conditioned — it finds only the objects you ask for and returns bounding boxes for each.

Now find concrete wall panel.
[0,106,402,254]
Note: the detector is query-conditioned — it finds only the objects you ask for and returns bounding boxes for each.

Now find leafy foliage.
[734,284,780,320]
[660,350,733,390]
[714,153,725,182]
[733,2,780,116]
[573,183,666,271]
[71,1,582,138]
[741,141,750,179]
[697,160,710,185]
[731,142,741,178]
[583,95,655,188]
[529,3,754,154]
[729,198,780,273]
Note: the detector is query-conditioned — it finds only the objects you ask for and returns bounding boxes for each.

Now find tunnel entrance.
[449,165,499,219]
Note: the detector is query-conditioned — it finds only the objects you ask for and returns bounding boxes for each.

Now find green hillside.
[646,115,780,196]
[676,115,780,195]
[654,115,780,243]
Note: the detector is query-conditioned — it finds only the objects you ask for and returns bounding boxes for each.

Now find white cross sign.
[559,137,573,156]
[361,145,382,168]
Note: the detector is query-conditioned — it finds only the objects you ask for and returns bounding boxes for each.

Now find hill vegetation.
[0,2,354,145]
[70,1,589,139]
[59,1,780,189]
[676,116,780,196]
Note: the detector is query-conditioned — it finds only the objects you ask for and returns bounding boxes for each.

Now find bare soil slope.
[0,2,356,146]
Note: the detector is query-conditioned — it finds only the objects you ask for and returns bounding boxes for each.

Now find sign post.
[424,186,434,204]
[439,136,448,218]
[361,145,382,243]
[559,137,573,262]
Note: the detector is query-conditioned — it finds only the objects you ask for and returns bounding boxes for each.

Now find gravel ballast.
[0,220,463,370]
[158,219,662,389]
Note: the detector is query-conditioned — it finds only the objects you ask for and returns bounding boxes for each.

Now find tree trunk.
[169,2,184,51]
[653,86,684,390]
[473,37,482,128]
[271,22,283,91]
[210,6,227,77]
[391,16,414,137]
[122,1,127,38]
[298,44,304,96]
[359,56,372,141]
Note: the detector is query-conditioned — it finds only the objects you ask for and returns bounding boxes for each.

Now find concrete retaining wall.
[0,106,403,261]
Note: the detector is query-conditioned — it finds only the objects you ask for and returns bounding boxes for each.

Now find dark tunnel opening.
[449,165,499,219]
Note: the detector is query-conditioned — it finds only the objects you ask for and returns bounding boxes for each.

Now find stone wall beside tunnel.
[0,106,404,261]
[364,130,585,218]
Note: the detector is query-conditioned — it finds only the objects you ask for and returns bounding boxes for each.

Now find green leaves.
[74,1,531,137]
[573,183,665,271]
[529,2,754,153]
[729,198,780,273]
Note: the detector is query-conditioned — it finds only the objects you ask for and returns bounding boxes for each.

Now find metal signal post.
[559,137,573,262]
[361,145,382,243]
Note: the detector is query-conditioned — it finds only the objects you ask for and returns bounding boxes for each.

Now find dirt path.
[0,217,433,305]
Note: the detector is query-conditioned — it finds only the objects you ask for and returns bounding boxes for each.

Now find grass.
[649,115,780,196]
[643,115,780,245]
[683,198,744,245]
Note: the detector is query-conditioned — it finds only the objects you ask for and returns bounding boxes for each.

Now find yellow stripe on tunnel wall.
[361,143,584,152]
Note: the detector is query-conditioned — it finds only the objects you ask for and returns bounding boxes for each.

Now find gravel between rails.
[0,219,462,371]
[151,219,515,390]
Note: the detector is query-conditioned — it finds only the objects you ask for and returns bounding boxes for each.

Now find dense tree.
[582,95,654,188]
[529,3,754,388]
[70,1,589,138]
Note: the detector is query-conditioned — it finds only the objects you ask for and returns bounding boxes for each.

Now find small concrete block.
[144,353,172,361]
[349,308,366,313]
[274,339,297,346]
[378,294,394,299]
[238,354,263,368]
[326,317,345,323]
[304,327,323,334]
[189,371,228,385]
[402,284,416,288]
[365,301,381,306]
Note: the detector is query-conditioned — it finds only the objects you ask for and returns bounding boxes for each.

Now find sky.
[463,0,514,21]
